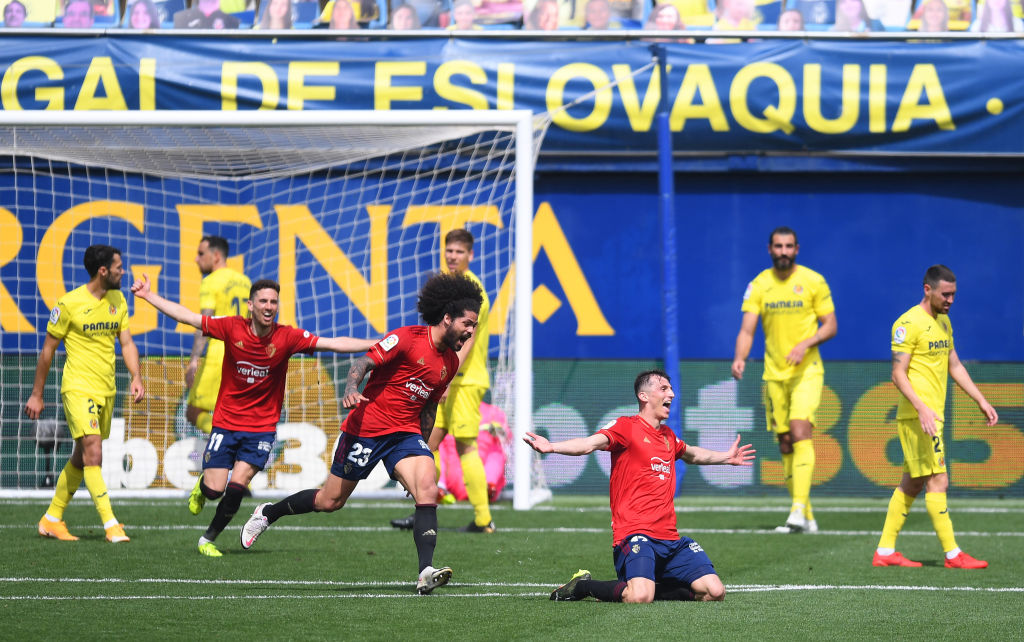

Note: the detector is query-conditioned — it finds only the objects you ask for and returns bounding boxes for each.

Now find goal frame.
[1,109,539,510]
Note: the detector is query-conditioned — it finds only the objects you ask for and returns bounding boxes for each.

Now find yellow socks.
[782,451,794,498]
[83,465,117,526]
[790,439,815,511]
[878,488,916,549]
[46,462,84,521]
[926,492,958,554]
[457,438,491,526]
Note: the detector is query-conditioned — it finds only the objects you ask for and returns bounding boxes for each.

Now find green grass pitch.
[2,495,1021,641]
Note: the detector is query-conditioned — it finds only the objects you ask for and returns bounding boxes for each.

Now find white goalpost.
[0,110,550,510]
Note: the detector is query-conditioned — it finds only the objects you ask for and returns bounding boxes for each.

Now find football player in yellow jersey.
[24,245,145,543]
[390,229,496,532]
[185,235,251,436]
[873,265,997,570]
[732,227,837,533]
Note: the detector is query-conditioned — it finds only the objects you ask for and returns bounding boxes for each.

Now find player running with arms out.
[873,264,997,570]
[732,226,836,533]
[240,272,483,595]
[525,370,755,603]
[131,275,376,558]
[391,228,496,533]
[185,235,251,437]
[25,244,145,543]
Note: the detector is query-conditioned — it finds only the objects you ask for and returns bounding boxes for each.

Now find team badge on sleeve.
[742,283,752,301]
[893,327,907,345]
[48,307,61,324]
[380,334,399,352]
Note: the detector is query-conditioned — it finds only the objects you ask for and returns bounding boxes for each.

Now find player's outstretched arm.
[24,333,61,420]
[341,355,375,408]
[524,431,609,456]
[131,274,202,329]
[314,336,379,354]
[948,348,998,427]
[680,434,755,466]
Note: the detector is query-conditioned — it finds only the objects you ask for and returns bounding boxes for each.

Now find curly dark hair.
[417,272,482,325]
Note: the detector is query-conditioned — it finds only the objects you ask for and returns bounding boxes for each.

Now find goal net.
[0,110,551,510]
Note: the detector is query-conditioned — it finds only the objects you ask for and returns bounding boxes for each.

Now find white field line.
[2,499,1024,514]
[2,577,1023,601]
[1,523,1021,537]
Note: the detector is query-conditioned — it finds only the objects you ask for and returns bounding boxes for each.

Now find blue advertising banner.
[2,169,1022,360]
[1,35,1024,156]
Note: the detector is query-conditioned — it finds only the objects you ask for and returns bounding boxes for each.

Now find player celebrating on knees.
[240,272,483,595]
[184,235,251,438]
[25,245,145,543]
[732,226,836,533]
[391,229,495,533]
[131,275,376,558]
[526,370,755,603]
[873,265,997,569]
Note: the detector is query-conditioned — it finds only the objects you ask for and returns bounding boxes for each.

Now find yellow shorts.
[762,371,822,434]
[898,417,947,477]
[187,355,222,411]
[435,385,486,439]
[62,391,114,440]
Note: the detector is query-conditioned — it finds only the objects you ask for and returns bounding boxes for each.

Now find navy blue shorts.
[330,431,431,481]
[613,533,717,586]
[203,427,276,471]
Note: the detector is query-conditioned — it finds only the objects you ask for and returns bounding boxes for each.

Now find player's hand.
[724,433,756,466]
[24,394,43,420]
[130,273,151,298]
[342,391,368,409]
[730,359,745,380]
[523,431,553,453]
[439,386,450,404]
[129,376,145,401]
[979,401,999,427]
[918,408,940,437]
[786,343,807,366]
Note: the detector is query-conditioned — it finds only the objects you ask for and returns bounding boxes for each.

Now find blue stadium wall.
[1,34,1022,496]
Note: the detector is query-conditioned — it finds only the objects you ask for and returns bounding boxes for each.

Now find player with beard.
[240,272,483,595]
[732,226,837,533]
[872,264,996,569]
[528,370,755,603]
[26,244,145,543]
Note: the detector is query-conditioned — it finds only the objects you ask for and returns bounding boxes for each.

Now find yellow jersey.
[741,265,834,381]
[198,267,251,364]
[453,270,490,389]
[891,305,953,421]
[46,285,128,398]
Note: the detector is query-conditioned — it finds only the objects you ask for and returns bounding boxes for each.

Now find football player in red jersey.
[526,370,755,603]
[240,272,483,595]
[131,276,377,558]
